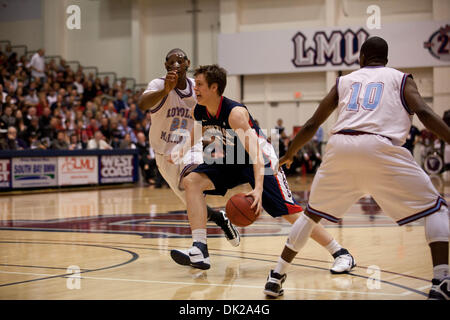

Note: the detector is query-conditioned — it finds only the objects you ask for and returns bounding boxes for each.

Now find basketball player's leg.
[170,163,242,270]
[425,207,449,300]
[281,212,354,272]
[367,142,449,299]
[263,209,321,297]
[169,171,215,270]
[264,152,361,297]
[157,154,240,246]
[259,167,357,275]
[182,171,215,230]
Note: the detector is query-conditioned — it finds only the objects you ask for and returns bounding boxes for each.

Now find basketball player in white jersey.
[263,37,450,300]
[138,48,241,246]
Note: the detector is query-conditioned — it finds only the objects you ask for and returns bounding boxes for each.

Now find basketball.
[225,193,258,227]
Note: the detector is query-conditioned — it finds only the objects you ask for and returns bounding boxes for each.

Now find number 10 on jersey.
[346,82,384,111]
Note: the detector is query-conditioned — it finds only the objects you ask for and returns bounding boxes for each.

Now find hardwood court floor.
[0,174,448,300]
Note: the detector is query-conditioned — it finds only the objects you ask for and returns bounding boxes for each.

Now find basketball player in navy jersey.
[138,49,240,247]
[169,64,356,272]
[263,37,449,300]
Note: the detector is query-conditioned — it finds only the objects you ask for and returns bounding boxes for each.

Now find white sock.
[325,239,342,255]
[433,264,449,281]
[274,256,290,275]
[192,229,207,244]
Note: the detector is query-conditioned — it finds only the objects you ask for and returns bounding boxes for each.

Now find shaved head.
[165,48,188,61]
[360,36,388,66]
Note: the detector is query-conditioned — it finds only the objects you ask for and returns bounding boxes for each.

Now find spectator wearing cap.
[28,131,44,149]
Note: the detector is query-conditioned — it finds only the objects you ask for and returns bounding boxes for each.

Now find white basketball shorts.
[155,142,204,205]
[306,133,447,225]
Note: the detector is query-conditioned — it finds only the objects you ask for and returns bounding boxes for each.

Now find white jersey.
[332,66,413,146]
[144,77,197,155]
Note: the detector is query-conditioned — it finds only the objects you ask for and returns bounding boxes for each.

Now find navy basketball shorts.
[192,163,303,217]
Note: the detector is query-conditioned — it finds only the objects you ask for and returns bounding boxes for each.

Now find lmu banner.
[218,21,450,75]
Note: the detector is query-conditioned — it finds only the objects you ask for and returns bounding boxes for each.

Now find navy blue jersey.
[194,96,274,166]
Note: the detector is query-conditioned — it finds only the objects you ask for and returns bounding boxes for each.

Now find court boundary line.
[0,241,139,288]
[0,237,431,282]
[0,240,427,297]
[0,269,416,298]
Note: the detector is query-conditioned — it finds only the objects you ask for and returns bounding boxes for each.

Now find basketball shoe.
[263,270,287,298]
[170,242,210,270]
[209,210,240,247]
[428,277,449,300]
[330,248,356,274]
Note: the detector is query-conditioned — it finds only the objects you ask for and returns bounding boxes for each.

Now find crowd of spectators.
[0,45,164,187]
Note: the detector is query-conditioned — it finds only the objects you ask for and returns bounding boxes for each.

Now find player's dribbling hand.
[164,70,178,93]
[246,189,263,217]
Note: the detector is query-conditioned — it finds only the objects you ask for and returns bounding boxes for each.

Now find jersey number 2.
[170,117,188,131]
[346,82,384,111]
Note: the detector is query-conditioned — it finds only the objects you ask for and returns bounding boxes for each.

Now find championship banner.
[99,155,136,184]
[12,157,57,188]
[0,159,10,189]
[58,156,98,186]
[218,21,450,75]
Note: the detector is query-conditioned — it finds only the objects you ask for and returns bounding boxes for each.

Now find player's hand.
[279,153,294,169]
[246,189,263,217]
[164,70,178,93]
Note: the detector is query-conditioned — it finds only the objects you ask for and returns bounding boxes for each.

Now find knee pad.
[425,206,449,244]
[285,213,317,252]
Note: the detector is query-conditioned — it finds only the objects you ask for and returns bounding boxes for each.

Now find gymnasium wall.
[0,0,43,50]
[1,0,449,138]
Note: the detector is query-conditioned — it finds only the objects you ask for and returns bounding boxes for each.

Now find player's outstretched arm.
[404,77,450,144]
[138,71,178,111]
[280,85,339,168]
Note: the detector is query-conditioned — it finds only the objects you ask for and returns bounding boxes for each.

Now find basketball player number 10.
[346,82,384,111]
